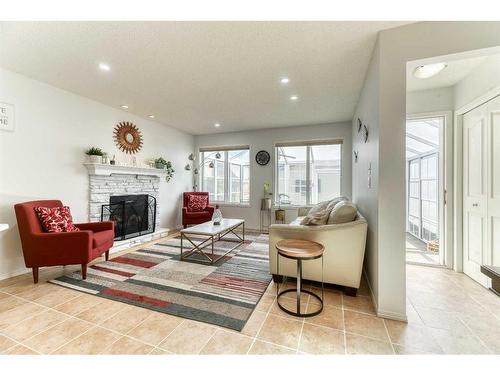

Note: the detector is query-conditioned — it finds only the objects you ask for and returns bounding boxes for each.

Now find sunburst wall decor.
[113,121,143,154]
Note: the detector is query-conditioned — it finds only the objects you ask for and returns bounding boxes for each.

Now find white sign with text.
[0,102,15,131]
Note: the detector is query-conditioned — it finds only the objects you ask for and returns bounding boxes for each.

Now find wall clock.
[114,121,143,154]
[255,150,270,166]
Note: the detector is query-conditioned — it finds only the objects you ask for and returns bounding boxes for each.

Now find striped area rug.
[49,232,271,331]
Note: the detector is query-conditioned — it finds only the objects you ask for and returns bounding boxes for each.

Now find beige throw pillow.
[327,201,357,224]
[300,199,338,226]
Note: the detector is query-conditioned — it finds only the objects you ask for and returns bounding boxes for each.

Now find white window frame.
[199,146,250,206]
[273,139,343,207]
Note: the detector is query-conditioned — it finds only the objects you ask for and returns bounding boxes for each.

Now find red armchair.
[182,192,215,228]
[14,200,114,283]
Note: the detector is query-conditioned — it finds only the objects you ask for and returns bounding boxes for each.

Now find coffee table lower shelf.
[180,220,245,264]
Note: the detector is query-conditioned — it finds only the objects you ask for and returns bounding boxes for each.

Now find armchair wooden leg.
[32,267,39,284]
[105,251,109,261]
[81,264,87,280]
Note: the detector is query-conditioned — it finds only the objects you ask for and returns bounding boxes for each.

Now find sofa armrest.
[206,205,215,216]
[76,221,114,232]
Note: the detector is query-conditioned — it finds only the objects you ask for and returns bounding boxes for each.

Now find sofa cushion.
[300,200,338,225]
[328,201,357,224]
[34,206,80,233]
[185,211,212,218]
[187,194,208,212]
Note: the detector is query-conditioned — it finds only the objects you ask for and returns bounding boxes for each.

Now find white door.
[463,102,489,286]
[487,95,500,270]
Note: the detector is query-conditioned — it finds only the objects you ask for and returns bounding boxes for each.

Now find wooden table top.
[276,239,324,259]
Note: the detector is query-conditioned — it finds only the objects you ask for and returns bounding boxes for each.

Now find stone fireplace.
[84,163,169,251]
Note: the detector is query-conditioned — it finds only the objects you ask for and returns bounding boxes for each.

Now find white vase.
[88,155,102,164]
[212,206,223,225]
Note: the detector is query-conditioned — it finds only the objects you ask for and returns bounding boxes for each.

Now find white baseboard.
[377,309,408,322]
[0,267,30,281]
[362,267,408,322]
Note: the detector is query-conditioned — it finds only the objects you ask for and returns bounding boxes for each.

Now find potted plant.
[85,147,104,164]
[154,157,175,182]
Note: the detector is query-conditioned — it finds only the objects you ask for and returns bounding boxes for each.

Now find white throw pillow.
[300,199,338,226]
[328,201,357,224]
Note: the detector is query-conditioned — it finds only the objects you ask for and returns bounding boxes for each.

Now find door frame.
[406,111,453,268]
[454,84,500,272]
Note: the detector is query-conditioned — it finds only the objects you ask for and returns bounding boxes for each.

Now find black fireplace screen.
[101,194,156,241]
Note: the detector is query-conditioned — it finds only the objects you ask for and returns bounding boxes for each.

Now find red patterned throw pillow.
[34,206,80,233]
[187,195,208,212]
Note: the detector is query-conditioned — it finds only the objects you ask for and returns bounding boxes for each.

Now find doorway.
[405,115,446,266]
[461,94,500,286]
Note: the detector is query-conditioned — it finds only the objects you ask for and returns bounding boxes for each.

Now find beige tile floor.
[0,244,499,355]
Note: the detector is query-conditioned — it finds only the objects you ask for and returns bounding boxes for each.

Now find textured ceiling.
[406,55,488,92]
[0,21,409,135]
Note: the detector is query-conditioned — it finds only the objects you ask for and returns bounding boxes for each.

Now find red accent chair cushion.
[34,206,80,233]
[182,192,215,227]
[187,194,208,212]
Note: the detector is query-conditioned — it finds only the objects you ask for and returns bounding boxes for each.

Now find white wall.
[454,54,500,110]
[381,22,500,320]
[194,122,352,229]
[406,87,454,114]
[351,40,380,306]
[355,21,500,321]
[0,68,194,280]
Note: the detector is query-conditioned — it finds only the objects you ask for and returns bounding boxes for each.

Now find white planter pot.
[88,155,102,164]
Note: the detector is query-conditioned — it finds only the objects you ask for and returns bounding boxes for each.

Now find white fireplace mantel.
[83,163,168,177]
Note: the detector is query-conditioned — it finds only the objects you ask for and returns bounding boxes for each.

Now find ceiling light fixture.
[413,63,447,79]
[120,105,129,109]
[98,63,111,72]
[148,115,155,119]
[214,123,221,128]
[280,77,289,84]
[290,95,298,101]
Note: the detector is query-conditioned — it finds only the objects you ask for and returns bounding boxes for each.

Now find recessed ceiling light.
[120,105,129,109]
[290,95,298,101]
[280,77,289,84]
[98,63,111,72]
[413,63,447,79]
[148,115,155,119]
[214,123,221,128]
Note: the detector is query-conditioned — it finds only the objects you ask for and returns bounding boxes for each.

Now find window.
[200,147,250,204]
[406,116,441,243]
[275,140,342,206]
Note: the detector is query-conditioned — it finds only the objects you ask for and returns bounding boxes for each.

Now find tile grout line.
[341,293,347,354]
[246,291,276,354]
[2,289,162,353]
[381,317,396,354]
[153,318,187,353]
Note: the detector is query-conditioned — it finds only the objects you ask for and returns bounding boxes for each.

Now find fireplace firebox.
[101,194,156,240]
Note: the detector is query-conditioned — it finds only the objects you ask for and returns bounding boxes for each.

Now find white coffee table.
[180,219,245,264]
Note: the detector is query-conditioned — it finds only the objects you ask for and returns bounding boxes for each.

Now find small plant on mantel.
[154,157,175,182]
[85,147,104,163]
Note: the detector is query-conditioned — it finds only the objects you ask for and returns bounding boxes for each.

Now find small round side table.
[276,239,324,317]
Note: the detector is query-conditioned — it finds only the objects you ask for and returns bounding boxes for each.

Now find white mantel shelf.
[83,163,168,177]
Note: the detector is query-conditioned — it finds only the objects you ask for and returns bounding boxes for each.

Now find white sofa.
[268,208,368,296]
